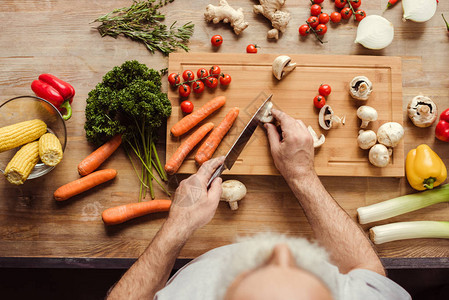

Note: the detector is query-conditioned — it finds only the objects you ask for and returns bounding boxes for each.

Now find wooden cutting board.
[166,53,404,177]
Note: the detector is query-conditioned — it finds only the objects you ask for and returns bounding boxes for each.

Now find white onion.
[354,15,394,50]
[403,0,437,23]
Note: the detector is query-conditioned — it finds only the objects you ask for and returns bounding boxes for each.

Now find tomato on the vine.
[349,0,362,9]
[205,77,218,88]
[178,84,191,97]
[316,24,327,35]
[355,10,366,22]
[330,12,342,23]
[211,34,223,47]
[180,101,194,114]
[210,65,221,78]
[310,4,321,16]
[318,84,332,97]
[219,74,232,85]
[168,73,180,86]
[335,0,348,9]
[318,13,330,24]
[197,68,209,79]
[307,16,319,28]
[182,70,195,81]
[192,80,205,94]
[341,7,353,20]
[246,44,258,53]
[299,24,310,36]
[314,95,326,109]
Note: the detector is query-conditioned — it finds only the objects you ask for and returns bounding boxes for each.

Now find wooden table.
[0,0,448,269]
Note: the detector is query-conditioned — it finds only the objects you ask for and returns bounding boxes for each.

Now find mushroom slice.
[407,95,438,128]
[260,101,274,123]
[272,55,297,80]
[357,130,377,150]
[349,76,373,101]
[369,144,392,168]
[318,105,345,130]
[377,122,404,148]
[357,106,378,128]
[220,180,247,210]
[307,126,325,148]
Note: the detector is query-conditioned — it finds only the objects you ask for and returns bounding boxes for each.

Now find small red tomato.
[318,13,330,24]
[299,24,310,36]
[341,7,353,20]
[312,0,324,3]
[307,16,319,28]
[211,34,223,47]
[330,12,342,23]
[318,84,332,97]
[197,68,209,79]
[335,0,348,9]
[180,100,194,114]
[311,4,321,16]
[205,77,218,88]
[314,95,326,109]
[168,73,180,86]
[178,84,191,97]
[246,44,258,53]
[182,70,195,81]
[316,24,327,35]
[355,10,366,22]
[210,65,221,78]
[349,0,361,9]
[219,74,232,85]
[192,80,205,94]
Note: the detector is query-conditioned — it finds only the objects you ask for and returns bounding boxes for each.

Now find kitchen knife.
[207,94,273,188]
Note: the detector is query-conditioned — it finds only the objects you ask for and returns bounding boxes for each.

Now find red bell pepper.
[435,108,449,142]
[31,74,75,120]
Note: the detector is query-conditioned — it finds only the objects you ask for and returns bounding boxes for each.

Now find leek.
[370,221,449,244]
[357,184,449,224]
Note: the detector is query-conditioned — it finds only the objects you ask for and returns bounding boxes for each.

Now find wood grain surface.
[167,53,404,176]
[0,0,448,265]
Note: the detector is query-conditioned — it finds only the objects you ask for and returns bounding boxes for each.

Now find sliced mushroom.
[318,105,345,130]
[369,144,392,167]
[407,95,438,128]
[272,55,297,80]
[220,180,247,210]
[357,130,377,150]
[357,106,378,128]
[377,122,404,148]
[260,101,274,123]
[307,126,325,148]
[349,76,373,101]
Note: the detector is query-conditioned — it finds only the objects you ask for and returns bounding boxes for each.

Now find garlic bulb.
[403,0,437,23]
[355,15,394,50]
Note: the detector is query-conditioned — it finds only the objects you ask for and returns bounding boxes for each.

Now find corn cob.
[4,141,40,185]
[0,119,47,153]
[39,133,63,166]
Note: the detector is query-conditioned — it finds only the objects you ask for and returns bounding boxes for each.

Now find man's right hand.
[264,108,316,180]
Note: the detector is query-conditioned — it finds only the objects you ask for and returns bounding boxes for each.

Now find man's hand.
[168,156,225,235]
[264,108,315,180]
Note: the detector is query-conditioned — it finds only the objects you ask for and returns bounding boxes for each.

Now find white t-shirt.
[155,243,411,300]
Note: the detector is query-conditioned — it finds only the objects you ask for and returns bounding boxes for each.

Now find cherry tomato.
[307,16,319,28]
[178,84,191,97]
[211,34,223,47]
[246,44,258,53]
[341,7,353,20]
[192,80,205,94]
[316,24,327,35]
[311,4,321,16]
[312,0,324,3]
[355,10,366,22]
[209,65,221,78]
[318,13,330,24]
[330,12,342,23]
[219,74,232,85]
[180,100,194,114]
[335,0,348,9]
[182,70,195,81]
[205,77,218,88]
[314,95,326,109]
[349,0,361,9]
[299,24,310,36]
[197,68,209,79]
[318,84,332,97]
[168,73,180,86]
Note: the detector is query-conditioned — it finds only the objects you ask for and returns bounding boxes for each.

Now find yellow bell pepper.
[406,144,447,191]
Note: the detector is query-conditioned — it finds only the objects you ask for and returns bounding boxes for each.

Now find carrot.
[170,96,226,137]
[54,169,117,201]
[78,134,122,176]
[165,122,214,175]
[101,199,172,225]
[195,107,239,165]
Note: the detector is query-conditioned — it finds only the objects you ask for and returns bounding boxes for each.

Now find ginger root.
[253,0,290,40]
[204,0,249,35]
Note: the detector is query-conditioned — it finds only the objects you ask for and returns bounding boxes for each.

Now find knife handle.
[207,163,226,188]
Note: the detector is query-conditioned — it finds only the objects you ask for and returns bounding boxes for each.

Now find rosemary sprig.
[93,0,194,55]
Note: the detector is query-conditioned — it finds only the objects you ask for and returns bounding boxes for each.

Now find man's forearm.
[288,173,385,275]
[107,219,191,300]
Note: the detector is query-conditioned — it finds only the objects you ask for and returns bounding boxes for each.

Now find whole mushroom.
[220,180,247,210]
[349,76,373,101]
[377,122,404,148]
[357,106,378,128]
[272,55,297,80]
[369,144,392,167]
[407,95,438,128]
[357,130,377,150]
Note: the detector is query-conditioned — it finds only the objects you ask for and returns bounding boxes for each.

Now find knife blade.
[207,94,273,187]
